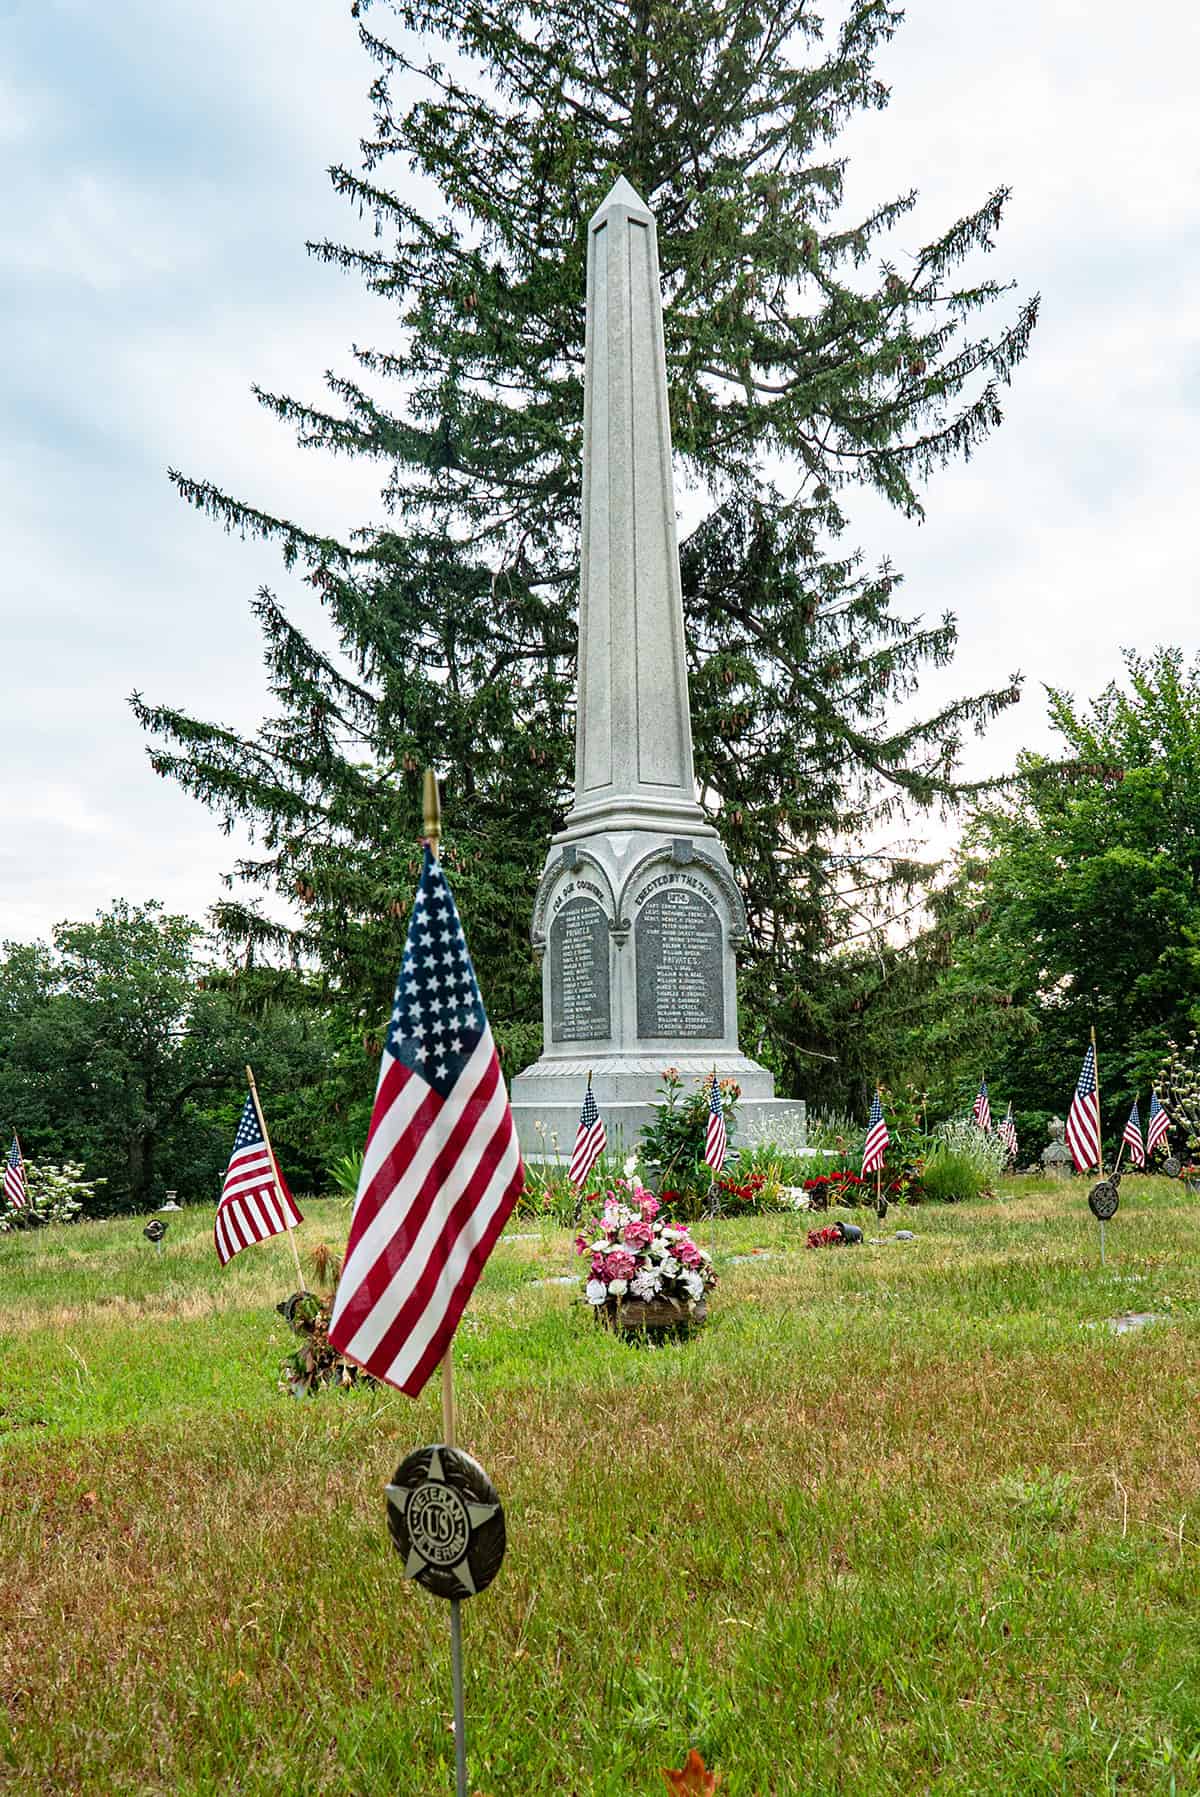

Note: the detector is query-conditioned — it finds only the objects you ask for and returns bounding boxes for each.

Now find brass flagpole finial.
[423,769,442,860]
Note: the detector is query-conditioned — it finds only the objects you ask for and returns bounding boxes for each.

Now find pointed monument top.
[590,174,652,224]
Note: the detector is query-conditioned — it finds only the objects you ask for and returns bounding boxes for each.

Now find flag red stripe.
[338,1059,441,1250]
[336,1066,509,1367]
[569,1119,606,1186]
[330,1049,501,1350]
[375,1115,521,1392]
[400,1147,524,1396]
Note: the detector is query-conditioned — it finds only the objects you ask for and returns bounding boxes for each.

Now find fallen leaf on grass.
[78,1491,98,1512]
[661,1748,721,1792]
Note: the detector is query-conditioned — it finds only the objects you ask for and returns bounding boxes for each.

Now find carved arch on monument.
[617,842,748,945]
[530,847,617,951]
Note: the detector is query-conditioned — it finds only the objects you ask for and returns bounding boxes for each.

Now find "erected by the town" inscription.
[634,882,724,1039]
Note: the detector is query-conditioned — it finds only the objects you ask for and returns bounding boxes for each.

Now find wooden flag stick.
[1091,1025,1105,1178]
[423,767,468,1797]
[245,1063,304,1290]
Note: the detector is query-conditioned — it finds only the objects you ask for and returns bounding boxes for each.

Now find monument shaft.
[509,179,803,1156]
[572,178,704,835]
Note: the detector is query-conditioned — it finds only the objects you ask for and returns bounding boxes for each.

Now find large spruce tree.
[133,0,1037,1096]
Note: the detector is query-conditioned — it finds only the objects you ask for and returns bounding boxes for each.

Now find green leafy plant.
[638,1070,741,1213]
[518,1158,578,1227]
[325,1149,364,1201]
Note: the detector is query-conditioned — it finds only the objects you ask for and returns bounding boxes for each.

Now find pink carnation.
[677,1239,703,1268]
[604,1249,637,1282]
[574,1234,590,1257]
[639,1194,661,1222]
[590,1252,607,1278]
[622,1219,652,1248]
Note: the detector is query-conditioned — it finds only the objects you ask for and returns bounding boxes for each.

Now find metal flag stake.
[371,768,509,1797]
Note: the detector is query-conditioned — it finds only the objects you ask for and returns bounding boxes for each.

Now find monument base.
[509,1052,807,1162]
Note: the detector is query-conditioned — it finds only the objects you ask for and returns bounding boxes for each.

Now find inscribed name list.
[635,886,724,1039]
[549,897,611,1042]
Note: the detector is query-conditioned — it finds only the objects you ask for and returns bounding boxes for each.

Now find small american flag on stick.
[4,1135,27,1210]
[704,1073,728,1172]
[1146,1088,1170,1157]
[568,1078,606,1190]
[1065,1043,1101,1173]
[214,1090,303,1266]
[972,1079,992,1133]
[997,1103,1018,1162]
[1121,1100,1145,1169]
[862,1091,889,1176]
[328,845,524,1397]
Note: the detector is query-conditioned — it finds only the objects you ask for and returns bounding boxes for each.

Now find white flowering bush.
[574,1176,717,1311]
[0,1160,100,1231]
[1158,1038,1200,1157]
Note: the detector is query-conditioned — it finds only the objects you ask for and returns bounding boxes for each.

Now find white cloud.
[1,0,1198,944]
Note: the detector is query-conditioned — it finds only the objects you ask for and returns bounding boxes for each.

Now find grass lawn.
[2,1179,1200,1794]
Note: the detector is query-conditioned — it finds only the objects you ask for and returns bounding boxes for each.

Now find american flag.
[704,1073,728,1172]
[214,1094,303,1266]
[1065,1044,1101,1173]
[328,847,524,1397]
[1121,1099,1145,1168]
[998,1103,1019,1162]
[568,1081,607,1190]
[1146,1088,1170,1156]
[862,1091,889,1176]
[973,1079,992,1132]
[4,1136,26,1210]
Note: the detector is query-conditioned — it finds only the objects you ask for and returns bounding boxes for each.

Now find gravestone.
[509,179,805,1155]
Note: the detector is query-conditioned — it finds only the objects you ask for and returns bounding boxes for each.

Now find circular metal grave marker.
[143,1218,168,1243]
[386,1445,505,1601]
[1088,1178,1120,1222]
[1163,1155,1183,1181]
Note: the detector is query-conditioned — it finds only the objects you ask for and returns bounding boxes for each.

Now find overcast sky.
[3,1,1197,945]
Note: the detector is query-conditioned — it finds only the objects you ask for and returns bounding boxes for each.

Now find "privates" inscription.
[635,885,724,1039]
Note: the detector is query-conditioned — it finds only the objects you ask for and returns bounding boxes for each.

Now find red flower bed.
[714,1172,766,1205]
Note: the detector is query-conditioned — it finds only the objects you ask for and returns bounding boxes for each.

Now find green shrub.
[920,1121,1007,1202]
[920,1148,990,1204]
[638,1068,740,1208]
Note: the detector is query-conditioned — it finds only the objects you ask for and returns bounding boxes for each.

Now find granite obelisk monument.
[509,178,805,1154]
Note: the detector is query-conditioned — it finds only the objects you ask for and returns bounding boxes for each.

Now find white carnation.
[682,1270,705,1301]
[623,1155,639,1177]
[659,1255,680,1279]
[585,1279,609,1305]
[607,1278,628,1297]
[631,1270,661,1299]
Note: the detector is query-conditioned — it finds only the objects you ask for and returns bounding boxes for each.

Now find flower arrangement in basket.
[575,1177,717,1330]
